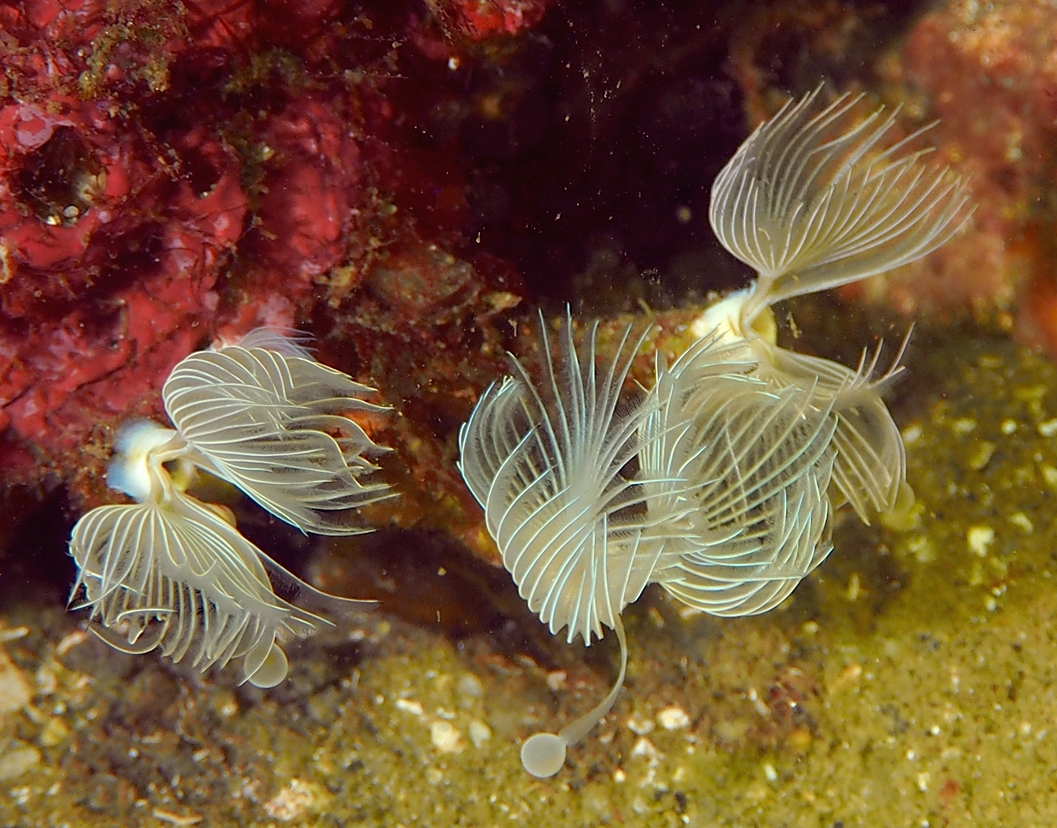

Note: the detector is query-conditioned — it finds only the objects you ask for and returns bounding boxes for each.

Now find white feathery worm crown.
[162,339,393,535]
[706,84,973,332]
[68,328,394,687]
[641,335,840,617]
[459,310,687,778]
[458,86,972,776]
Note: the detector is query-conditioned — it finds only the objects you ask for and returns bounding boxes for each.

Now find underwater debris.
[68,329,394,688]
[457,86,972,777]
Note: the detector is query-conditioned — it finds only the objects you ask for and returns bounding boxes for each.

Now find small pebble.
[0,649,31,716]
[967,440,995,471]
[1038,418,1057,437]
[0,626,28,644]
[457,673,483,700]
[657,706,691,730]
[0,745,40,782]
[906,535,935,564]
[263,779,322,822]
[468,719,491,747]
[38,716,69,748]
[626,714,655,735]
[430,720,465,754]
[1009,512,1034,533]
[967,525,995,557]
[901,423,923,445]
[631,736,660,760]
[395,698,424,717]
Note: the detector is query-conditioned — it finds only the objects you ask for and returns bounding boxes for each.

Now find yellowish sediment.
[3,318,1057,826]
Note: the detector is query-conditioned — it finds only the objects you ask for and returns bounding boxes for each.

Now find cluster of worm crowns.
[458,86,973,777]
[68,329,393,689]
[67,86,973,776]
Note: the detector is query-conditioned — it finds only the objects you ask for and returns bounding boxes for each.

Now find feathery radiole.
[69,329,394,687]
[458,312,682,777]
[458,86,972,776]
[693,84,973,523]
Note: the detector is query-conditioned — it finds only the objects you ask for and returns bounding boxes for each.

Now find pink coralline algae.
[0,37,247,489]
[220,95,365,339]
[425,0,553,40]
[0,1,371,494]
[184,0,344,52]
[845,0,1057,347]
[0,0,557,511]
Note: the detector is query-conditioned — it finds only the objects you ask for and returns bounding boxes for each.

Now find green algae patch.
[844,332,1057,637]
[798,329,1057,826]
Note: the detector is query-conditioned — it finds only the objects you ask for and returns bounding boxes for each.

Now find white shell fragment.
[69,329,392,686]
[656,706,691,730]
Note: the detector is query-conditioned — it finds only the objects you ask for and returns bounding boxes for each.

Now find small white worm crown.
[459,311,682,778]
[68,328,395,688]
[706,84,973,334]
[458,86,972,777]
